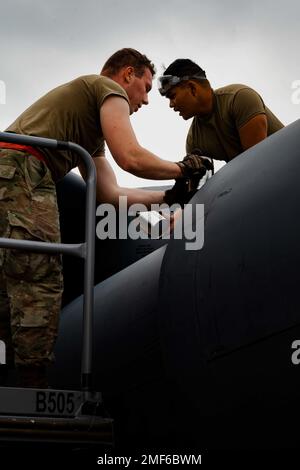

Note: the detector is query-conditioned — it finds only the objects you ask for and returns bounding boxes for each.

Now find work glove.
[187,149,214,191]
[163,178,196,208]
[165,149,214,207]
[176,150,213,178]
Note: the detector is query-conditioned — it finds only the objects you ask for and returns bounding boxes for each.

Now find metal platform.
[0,133,112,448]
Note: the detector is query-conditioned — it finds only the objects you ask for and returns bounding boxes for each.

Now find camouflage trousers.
[0,150,63,367]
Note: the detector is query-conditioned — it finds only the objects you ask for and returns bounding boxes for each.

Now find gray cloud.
[1,0,299,186]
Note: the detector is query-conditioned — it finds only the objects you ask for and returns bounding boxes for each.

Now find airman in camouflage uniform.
[0,150,63,387]
[0,48,205,389]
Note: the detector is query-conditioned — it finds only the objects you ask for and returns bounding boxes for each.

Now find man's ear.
[124,66,134,83]
[188,82,197,97]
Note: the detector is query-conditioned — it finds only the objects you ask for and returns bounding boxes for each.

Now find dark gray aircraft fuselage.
[50,120,300,450]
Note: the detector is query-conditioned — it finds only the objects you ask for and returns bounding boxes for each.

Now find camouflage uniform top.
[6,75,130,182]
[186,84,284,162]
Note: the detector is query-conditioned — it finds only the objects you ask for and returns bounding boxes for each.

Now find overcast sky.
[1,0,300,187]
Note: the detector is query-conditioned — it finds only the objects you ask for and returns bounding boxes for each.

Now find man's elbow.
[97,186,119,207]
[114,147,142,175]
[121,160,141,176]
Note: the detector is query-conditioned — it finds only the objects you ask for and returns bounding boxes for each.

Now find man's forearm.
[97,184,165,210]
[118,186,165,209]
[123,146,182,180]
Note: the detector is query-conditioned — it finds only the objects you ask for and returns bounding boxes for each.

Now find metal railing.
[0,132,96,395]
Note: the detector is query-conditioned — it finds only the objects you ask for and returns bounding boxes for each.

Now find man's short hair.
[101,48,156,78]
[164,59,206,78]
[163,59,210,90]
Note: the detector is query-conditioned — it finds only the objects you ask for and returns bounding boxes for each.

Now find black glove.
[187,149,214,191]
[164,178,197,208]
[190,148,214,172]
[176,151,213,178]
[165,150,213,207]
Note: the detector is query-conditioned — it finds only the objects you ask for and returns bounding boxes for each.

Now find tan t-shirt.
[186,84,284,162]
[6,75,130,181]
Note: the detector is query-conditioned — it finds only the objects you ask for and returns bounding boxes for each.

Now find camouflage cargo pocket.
[4,211,61,282]
[0,164,17,267]
[0,164,16,201]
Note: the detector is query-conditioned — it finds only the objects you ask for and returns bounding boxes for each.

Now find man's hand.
[166,150,213,206]
[164,178,197,207]
[176,152,213,178]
